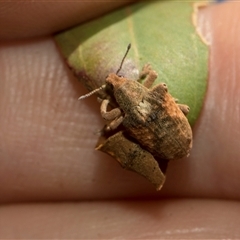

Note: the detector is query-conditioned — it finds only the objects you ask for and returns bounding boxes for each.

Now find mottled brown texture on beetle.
[96,131,166,190]
[106,73,193,160]
[79,62,193,190]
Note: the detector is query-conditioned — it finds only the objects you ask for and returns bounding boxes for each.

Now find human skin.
[0,1,240,238]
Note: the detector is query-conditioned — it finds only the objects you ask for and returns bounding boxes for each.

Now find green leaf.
[55,0,208,126]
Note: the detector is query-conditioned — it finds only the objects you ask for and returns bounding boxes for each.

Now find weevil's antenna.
[78,85,106,100]
[79,44,131,100]
[116,43,131,75]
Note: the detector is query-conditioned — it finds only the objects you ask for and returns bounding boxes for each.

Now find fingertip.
[0,1,135,40]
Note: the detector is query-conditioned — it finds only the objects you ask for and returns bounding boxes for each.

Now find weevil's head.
[105,73,128,91]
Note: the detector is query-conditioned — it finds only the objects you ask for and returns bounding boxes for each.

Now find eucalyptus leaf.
[55,0,208,125]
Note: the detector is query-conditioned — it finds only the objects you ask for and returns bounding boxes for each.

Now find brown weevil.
[79,44,193,189]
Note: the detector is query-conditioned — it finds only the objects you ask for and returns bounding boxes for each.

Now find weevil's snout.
[106,73,126,89]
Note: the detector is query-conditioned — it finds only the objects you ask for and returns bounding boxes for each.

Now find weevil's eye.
[117,74,124,78]
[107,82,114,90]
[162,83,168,92]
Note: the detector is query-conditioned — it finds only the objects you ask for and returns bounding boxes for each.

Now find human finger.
[0,1,135,40]
[0,1,240,202]
[0,199,240,238]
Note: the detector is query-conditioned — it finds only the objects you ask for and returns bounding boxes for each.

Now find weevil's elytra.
[104,70,192,160]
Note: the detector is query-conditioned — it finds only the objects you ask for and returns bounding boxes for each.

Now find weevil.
[80,44,192,161]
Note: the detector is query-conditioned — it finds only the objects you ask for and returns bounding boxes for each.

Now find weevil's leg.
[177,104,190,116]
[150,83,168,95]
[139,64,158,89]
[105,116,124,131]
[139,64,156,79]
[143,70,158,89]
[139,63,152,79]
[97,97,103,103]
[100,99,122,121]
